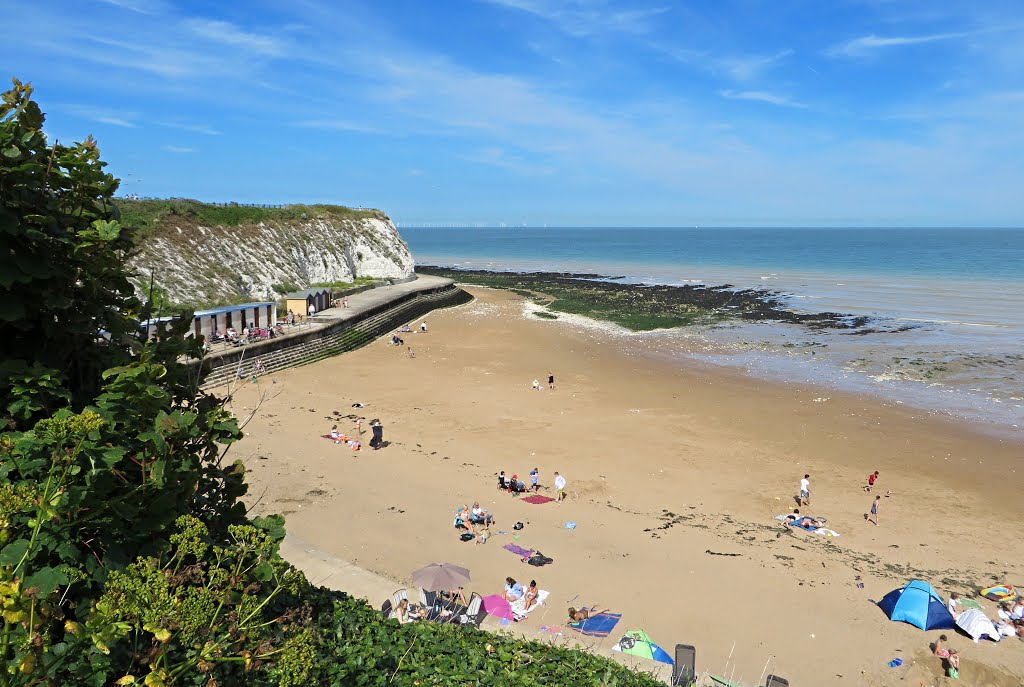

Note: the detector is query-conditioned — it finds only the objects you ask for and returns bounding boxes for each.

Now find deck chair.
[391,589,408,608]
[459,593,487,627]
[671,644,696,686]
[380,599,393,618]
[419,588,430,608]
[765,675,788,687]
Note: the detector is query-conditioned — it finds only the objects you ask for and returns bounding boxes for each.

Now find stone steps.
[200,285,472,389]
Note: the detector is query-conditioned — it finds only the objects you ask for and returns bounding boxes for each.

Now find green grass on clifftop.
[116,198,386,234]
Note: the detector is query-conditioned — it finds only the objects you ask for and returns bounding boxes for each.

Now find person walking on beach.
[529,467,540,492]
[548,372,555,390]
[554,471,567,502]
[369,419,384,450]
[864,470,880,492]
[308,303,316,318]
[420,321,427,333]
[800,474,811,507]
[868,495,881,525]
[407,346,415,358]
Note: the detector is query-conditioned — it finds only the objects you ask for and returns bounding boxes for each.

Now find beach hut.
[877,580,956,631]
[285,288,332,318]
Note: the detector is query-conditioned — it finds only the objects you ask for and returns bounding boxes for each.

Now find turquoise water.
[403,227,1024,435]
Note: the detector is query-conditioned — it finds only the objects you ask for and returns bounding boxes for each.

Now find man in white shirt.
[554,472,567,502]
[308,303,316,318]
[800,474,811,506]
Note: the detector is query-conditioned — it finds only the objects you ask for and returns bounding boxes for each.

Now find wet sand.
[227,286,1024,686]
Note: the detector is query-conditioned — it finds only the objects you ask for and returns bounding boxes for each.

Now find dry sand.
[226,286,1024,686]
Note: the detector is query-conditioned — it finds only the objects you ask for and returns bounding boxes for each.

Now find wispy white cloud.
[460,146,556,176]
[96,0,168,15]
[163,145,195,153]
[720,49,793,81]
[67,104,139,127]
[828,30,980,58]
[183,19,285,56]
[156,121,221,136]
[654,44,794,82]
[483,0,669,38]
[718,89,807,108]
[295,119,384,134]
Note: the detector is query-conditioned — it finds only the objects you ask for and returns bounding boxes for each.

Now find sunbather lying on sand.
[568,606,610,622]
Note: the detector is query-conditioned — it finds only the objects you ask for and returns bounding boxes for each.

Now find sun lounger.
[765,675,789,687]
[671,644,696,686]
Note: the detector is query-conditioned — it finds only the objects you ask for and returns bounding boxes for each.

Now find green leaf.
[23,566,69,597]
[0,539,30,566]
[2,145,20,158]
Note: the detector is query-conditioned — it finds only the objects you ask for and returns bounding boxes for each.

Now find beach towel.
[567,611,622,637]
[814,527,841,538]
[522,495,555,505]
[511,590,550,620]
[959,598,984,611]
[503,543,534,557]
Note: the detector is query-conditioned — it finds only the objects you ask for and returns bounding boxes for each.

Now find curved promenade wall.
[196,277,472,388]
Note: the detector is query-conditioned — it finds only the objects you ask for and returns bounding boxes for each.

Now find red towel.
[522,495,555,504]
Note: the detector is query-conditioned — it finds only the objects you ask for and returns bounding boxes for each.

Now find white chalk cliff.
[129,216,415,305]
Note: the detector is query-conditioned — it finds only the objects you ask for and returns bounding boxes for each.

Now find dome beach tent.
[878,580,956,631]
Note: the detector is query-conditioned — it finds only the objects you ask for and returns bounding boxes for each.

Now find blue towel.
[567,612,622,637]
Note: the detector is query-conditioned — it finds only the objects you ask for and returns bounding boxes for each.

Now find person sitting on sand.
[523,580,539,611]
[532,379,541,391]
[329,425,340,441]
[1011,598,1024,621]
[509,475,526,494]
[997,620,1020,638]
[497,471,507,490]
[471,502,493,526]
[392,599,427,624]
[475,524,490,544]
[997,602,1013,622]
[933,634,960,676]
[457,506,476,534]
[784,508,801,522]
[504,577,523,602]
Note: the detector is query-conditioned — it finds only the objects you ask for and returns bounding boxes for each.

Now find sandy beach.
[226,286,1024,686]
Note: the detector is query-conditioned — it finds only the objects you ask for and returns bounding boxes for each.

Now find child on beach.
[498,471,507,490]
[330,425,340,441]
[530,468,540,492]
[864,470,879,492]
[800,474,811,506]
[868,495,880,525]
[554,472,567,502]
[947,592,961,618]
[933,635,960,678]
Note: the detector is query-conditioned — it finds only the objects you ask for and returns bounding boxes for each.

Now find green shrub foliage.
[0,79,662,686]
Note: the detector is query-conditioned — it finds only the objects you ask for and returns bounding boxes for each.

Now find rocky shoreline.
[417,265,909,333]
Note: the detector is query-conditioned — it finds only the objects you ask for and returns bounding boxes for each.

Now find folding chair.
[459,593,487,627]
[391,588,408,608]
[671,644,696,686]
[765,676,789,687]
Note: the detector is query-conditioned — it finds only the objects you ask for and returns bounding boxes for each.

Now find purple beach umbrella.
[481,594,515,621]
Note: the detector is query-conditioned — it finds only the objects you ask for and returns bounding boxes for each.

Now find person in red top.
[864,470,880,492]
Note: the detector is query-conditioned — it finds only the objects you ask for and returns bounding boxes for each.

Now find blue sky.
[4,0,1023,226]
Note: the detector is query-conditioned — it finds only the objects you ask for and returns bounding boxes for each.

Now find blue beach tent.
[878,580,955,631]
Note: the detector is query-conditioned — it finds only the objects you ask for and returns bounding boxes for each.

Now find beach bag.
[459,533,474,542]
[513,522,524,531]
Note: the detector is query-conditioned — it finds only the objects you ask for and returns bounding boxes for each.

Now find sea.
[401,227,1024,438]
